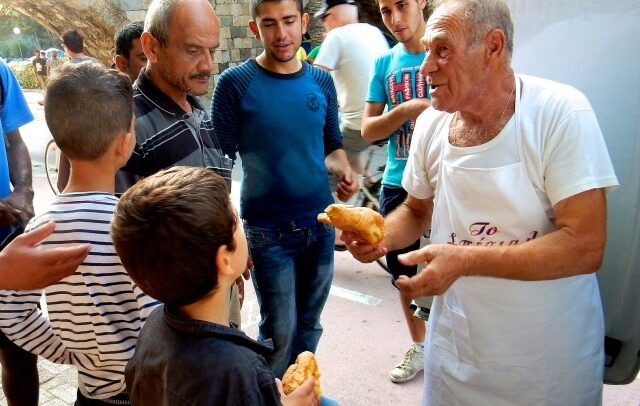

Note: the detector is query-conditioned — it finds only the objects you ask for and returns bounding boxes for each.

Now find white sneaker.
[389,344,424,383]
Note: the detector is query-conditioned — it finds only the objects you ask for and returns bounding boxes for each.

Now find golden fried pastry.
[282,351,321,397]
[317,204,384,245]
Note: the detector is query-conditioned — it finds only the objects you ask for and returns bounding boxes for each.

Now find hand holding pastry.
[317,204,384,246]
[281,351,322,398]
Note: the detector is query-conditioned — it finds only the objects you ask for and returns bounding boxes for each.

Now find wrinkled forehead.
[170,1,220,35]
[164,10,218,50]
[424,2,468,43]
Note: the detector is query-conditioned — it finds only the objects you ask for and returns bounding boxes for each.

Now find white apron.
[423,78,604,406]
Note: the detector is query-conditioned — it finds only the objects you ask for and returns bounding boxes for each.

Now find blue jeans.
[245,222,335,378]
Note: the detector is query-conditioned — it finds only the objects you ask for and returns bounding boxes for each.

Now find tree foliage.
[0,6,59,59]
[8,60,38,89]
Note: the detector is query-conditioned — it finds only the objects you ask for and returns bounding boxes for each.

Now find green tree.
[0,5,58,59]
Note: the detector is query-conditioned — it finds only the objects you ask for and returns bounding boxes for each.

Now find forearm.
[324,149,350,178]
[466,226,604,281]
[362,106,410,142]
[465,189,607,281]
[384,197,432,252]
[0,292,70,363]
[6,130,33,194]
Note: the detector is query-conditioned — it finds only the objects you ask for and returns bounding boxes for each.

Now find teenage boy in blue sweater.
[211,0,358,378]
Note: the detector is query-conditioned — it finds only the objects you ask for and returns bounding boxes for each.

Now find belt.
[243,217,319,231]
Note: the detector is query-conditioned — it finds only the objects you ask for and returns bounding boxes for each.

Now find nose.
[420,50,436,77]
[275,22,287,40]
[200,49,215,72]
[391,9,401,25]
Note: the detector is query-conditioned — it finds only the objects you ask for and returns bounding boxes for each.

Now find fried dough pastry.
[317,204,384,245]
[282,351,321,397]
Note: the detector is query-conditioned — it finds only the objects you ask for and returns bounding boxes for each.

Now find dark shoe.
[334,244,347,252]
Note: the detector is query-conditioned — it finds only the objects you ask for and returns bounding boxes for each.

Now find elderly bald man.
[343,0,618,404]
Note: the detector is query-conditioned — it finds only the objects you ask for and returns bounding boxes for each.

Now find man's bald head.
[145,0,217,46]
[428,0,513,58]
[141,0,220,100]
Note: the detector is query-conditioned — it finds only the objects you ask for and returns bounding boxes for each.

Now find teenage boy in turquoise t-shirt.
[361,0,430,384]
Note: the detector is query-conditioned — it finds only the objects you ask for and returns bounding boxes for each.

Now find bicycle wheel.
[44,139,59,195]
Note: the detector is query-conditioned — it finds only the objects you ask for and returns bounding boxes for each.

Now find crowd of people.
[0,0,619,405]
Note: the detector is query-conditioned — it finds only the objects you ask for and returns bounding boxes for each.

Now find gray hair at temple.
[430,0,514,59]
[144,0,181,46]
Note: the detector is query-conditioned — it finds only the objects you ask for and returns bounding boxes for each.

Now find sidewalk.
[0,90,638,405]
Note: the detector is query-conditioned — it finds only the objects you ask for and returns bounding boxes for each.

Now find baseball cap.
[314,0,356,19]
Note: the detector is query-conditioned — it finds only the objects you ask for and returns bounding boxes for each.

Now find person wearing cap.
[359,0,431,384]
[313,0,389,207]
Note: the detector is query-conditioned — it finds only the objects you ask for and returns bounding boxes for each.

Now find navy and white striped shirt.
[0,192,160,399]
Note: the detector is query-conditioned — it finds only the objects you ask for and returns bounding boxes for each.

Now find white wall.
[507,0,640,384]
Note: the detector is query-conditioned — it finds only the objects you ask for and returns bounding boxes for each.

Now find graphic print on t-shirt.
[386,66,427,159]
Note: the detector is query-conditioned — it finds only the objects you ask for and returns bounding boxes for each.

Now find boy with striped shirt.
[0,63,159,404]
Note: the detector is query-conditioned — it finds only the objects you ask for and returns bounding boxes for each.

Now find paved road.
[1,90,638,405]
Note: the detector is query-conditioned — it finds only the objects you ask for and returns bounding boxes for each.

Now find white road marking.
[329,285,382,306]
[241,285,382,330]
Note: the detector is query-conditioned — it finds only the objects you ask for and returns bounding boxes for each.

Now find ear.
[115,130,134,158]
[484,28,506,62]
[418,0,427,11]
[215,244,236,281]
[301,12,310,34]
[114,55,129,75]
[140,32,160,64]
[248,20,260,40]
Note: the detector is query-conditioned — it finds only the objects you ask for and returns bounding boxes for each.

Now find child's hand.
[277,377,319,406]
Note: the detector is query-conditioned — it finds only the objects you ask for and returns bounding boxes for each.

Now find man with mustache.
[120,0,231,189]
[118,0,242,324]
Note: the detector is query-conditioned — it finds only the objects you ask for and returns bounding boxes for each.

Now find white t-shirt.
[403,74,618,219]
[314,23,389,131]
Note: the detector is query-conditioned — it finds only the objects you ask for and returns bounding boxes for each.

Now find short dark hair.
[111,166,237,308]
[61,29,84,53]
[44,63,133,160]
[114,21,144,60]
[251,0,304,18]
[33,49,40,54]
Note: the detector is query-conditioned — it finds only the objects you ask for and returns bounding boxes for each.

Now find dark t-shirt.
[32,57,47,76]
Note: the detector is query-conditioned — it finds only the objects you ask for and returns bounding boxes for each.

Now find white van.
[507,0,640,384]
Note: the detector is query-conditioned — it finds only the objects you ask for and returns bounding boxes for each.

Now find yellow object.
[296,47,308,61]
[282,351,322,397]
[317,204,385,245]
